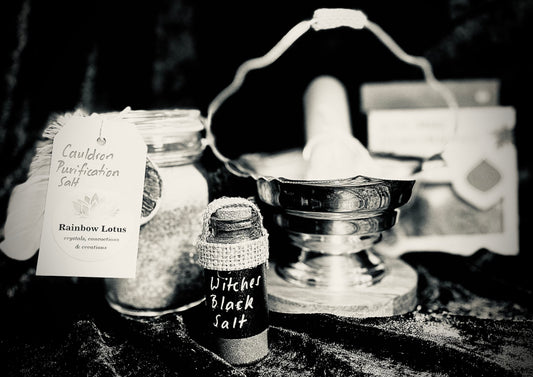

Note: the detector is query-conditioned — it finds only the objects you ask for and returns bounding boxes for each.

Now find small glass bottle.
[197,197,270,365]
[104,109,208,316]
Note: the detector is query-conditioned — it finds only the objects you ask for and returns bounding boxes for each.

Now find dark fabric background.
[1,1,532,376]
[1,249,532,376]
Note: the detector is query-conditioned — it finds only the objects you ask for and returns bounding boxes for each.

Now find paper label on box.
[367,108,456,158]
[36,114,147,277]
[367,107,515,158]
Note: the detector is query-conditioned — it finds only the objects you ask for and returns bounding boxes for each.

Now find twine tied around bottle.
[196,197,269,271]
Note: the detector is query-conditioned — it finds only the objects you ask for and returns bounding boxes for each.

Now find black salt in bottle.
[197,197,269,365]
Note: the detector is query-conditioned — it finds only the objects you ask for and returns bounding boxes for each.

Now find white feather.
[0,175,49,260]
[0,110,86,260]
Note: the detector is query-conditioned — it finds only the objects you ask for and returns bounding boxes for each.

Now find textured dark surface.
[1,249,532,376]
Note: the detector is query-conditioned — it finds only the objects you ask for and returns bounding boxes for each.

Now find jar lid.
[121,109,205,167]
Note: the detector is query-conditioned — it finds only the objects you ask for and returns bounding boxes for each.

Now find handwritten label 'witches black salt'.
[205,264,268,339]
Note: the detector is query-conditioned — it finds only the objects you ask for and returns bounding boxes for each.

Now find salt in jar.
[104,108,208,316]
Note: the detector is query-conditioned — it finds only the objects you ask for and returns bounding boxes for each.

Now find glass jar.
[104,109,208,316]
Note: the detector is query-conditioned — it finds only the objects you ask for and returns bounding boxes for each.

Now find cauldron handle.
[204,8,459,178]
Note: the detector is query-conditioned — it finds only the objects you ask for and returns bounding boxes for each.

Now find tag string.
[204,8,459,178]
[97,119,106,145]
[96,106,133,146]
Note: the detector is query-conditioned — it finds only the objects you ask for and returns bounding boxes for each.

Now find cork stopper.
[211,206,253,234]
[215,205,252,221]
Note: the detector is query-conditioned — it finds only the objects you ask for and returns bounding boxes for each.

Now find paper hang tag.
[36,114,147,278]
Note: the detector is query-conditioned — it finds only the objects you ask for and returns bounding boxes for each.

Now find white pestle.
[303,75,379,180]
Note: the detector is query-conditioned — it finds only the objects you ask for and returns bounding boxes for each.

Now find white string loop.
[311,8,368,30]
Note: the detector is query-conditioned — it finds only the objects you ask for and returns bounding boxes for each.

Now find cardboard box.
[361,80,519,256]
